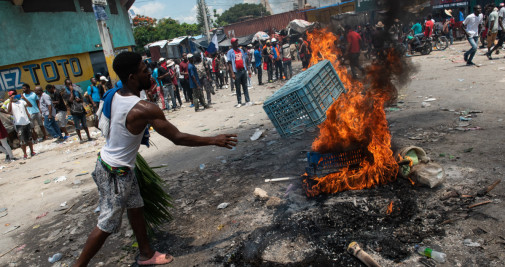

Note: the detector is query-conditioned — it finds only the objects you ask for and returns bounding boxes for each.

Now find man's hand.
[231,73,236,80]
[9,95,14,101]
[212,134,238,149]
[48,114,53,119]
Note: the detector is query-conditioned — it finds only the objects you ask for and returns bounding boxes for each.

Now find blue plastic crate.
[263,60,346,137]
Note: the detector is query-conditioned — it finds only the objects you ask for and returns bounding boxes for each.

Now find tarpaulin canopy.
[252,31,270,43]
[219,33,255,47]
[286,19,315,34]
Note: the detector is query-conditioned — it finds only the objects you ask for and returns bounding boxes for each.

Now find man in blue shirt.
[227,38,251,108]
[254,44,263,85]
[87,77,102,113]
[187,54,208,111]
[22,83,48,141]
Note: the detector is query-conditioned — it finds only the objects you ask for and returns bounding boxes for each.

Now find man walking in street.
[346,25,366,79]
[254,44,263,85]
[271,38,284,81]
[22,83,47,142]
[157,59,176,111]
[281,37,293,80]
[73,51,237,267]
[8,89,35,159]
[35,86,64,141]
[486,3,505,58]
[462,5,483,66]
[227,38,252,108]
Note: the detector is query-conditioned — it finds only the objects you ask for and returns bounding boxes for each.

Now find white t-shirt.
[463,13,483,37]
[176,64,183,79]
[11,100,30,126]
[499,7,505,30]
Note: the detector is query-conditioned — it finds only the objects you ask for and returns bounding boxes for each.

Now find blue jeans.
[44,115,62,138]
[464,36,479,63]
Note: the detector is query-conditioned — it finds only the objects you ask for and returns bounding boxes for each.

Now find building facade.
[0,0,135,93]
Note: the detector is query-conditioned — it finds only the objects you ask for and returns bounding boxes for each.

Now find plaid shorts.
[92,159,144,233]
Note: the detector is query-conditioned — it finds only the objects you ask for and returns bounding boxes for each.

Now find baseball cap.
[187,53,194,58]
[159,57,165,62]
[231,38,238,43]
[99,76,108,82]
[167,60,175,67]
[8,90,16,96]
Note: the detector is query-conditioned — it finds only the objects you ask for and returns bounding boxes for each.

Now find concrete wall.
[0,0,134,67]
[0,0,134,92]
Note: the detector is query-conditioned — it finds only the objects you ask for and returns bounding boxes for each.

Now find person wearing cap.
[227,38,252,108]
[271,38,284,81]
[247,44,256,75]
[157,58,177,111]
[7,87,36,159]
[254,44,263,85]
[444,9,456,45]
[99,76,108,96]
[262,40,274,82]
[167,60,182,108]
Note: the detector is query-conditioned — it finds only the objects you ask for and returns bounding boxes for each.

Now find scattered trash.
[43,179,51,184]
[221,159,227,164]
[124,230,133,238]
[458,79,464,82]
[415,245,446,263]
[265,196,282,208]
[27,175,41,180]
[463,239,481,247]
[284,184,294,197]
[60,202,67,207]
[33,225,40,229]
[48,252,63,263]
[264,177,298,183]
[468,200,492,209]
[439,153,445,157]
[0,210,6,218]
[254,188,269,199]
[411,163,445,188]
[0,166,5,170]
[476,179,501,197]
[250,129,264,141]
[75,172,89,177]
[132,242,138,248]
[424,98,437,102]
[201,129,209,132]
[3,225,19,234]
[463,148,473,153]
[36,211,49,219]
[459,116,472,121]
[217,202,230,209]
[217,224,225,230]
[421,102,431,108]
[199,164,205,170]
[386,107,400,112]
[53,176,67,183]
[94,206,101,213]
[348,242,382,267]
[73,180,82,185]
[15,244,26,252]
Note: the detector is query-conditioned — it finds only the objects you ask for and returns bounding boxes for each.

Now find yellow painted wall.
[0,52,94,93]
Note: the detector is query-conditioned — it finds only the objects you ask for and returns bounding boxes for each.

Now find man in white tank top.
[74,52,237,267]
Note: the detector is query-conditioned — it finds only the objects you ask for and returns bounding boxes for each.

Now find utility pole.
[201,0,211,41]
[93,0,119,85]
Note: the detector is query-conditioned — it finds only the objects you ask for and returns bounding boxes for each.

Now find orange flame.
[386,201,394,215]
[303,29,399,196]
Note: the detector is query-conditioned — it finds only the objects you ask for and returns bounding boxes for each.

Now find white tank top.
[100,94,144,168]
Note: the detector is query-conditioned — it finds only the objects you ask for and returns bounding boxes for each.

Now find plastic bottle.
[415,245,446,263]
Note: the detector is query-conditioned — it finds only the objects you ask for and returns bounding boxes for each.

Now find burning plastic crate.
[263,60,345,137]
[305,148,370,177]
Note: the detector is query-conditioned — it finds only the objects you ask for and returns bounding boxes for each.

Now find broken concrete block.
[411,162,445,188]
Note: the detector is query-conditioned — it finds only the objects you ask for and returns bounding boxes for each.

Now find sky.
[129,0,342,24]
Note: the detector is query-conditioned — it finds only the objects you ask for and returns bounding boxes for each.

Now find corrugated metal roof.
[168,36,189,45]
[148,40,169,48]
[302,0,355,12]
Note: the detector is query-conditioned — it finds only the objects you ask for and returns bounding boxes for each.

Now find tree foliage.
[132,15,200,52]
[216,3,270,25]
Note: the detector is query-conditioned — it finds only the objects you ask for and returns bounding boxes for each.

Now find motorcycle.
[403,34,433,55]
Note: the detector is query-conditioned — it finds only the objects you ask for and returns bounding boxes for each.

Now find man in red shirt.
[346,25,365,79]
[179,53,193,105]
[424,15,435,37]
[227,38,251,108]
